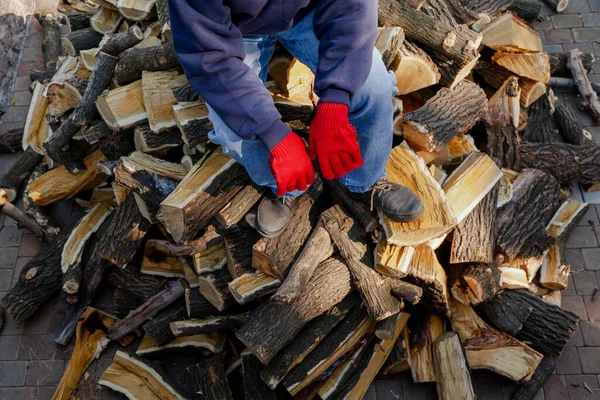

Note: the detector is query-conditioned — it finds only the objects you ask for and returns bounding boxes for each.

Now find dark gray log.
[114,42,180,85]
[98,25,144,56]
[61,27,103,56]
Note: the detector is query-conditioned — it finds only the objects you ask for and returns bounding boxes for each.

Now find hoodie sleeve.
[312,0,378,106]
[168,0,290,150]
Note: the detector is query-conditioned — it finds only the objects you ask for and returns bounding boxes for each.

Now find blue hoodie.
[168,0,377,150]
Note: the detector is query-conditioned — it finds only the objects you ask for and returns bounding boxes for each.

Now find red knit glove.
[309,102,364,180]
[269,132,315,196]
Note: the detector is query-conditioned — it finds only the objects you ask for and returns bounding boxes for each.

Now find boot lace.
[370,178,393,211]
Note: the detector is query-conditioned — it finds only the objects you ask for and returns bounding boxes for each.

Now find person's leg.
[276,11,398,193]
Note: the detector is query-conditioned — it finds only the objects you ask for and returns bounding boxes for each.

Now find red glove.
[309,102,364,180]
[269,132,315,196]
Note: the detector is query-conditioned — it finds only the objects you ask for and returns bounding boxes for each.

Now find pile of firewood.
[0,0,599,399]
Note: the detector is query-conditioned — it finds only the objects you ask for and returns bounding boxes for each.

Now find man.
[169,0,423,238]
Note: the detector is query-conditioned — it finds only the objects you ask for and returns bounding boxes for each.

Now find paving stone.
[582,12,600,26]
[48,200,72,229]
[565,375,599,399]
[534,19,554,30]
[568,324,585,347]
[580,321,600,346]
[574,271,600,295]
[13,76,31,92]
[579,206,600,226]
[565,0,592,12]
[19,47,44,63]
[2,106,29,123]
[0,336,21,360]
[546,28,575,43]
[18,334,57,360]
[563,42,597,54]
[591,0,600,12]
[0,387,33,400]
[0,227,24,247]
[568,248,586,268]
[539,31,547,45]
[18,234,42,257]
[23,300,53,335]
[567,226,599,248]
[25,360,64,386]
[0,361,28,386]
[1,312,25,335]
[566,274,579,296]
[375,377,404,400]
[557,346,583,374]
[544,375,570,400]
[402,380,436,399]
[582,248,600,271]
[0,269,14,291]
[12,257,33,285]
[573,27,600,42]
[544,44,566,53]
[584,295,600,320]
[364,383,376,400]
[578,347,600,374]
[552,14,584,28]
[17,61,44,78]
[46,309,67,335]
[0,247,19,269]
[31,386,57,400]
[563,295,589,320]
[473,371,506,400]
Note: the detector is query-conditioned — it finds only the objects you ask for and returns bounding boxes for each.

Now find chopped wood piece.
[134,125,182,155]
[228,272,281,304]
[544,0,569,12]
[136,332,226,355]
[173,102,212,148]
[117,0,155,20]
[182,258,199,287]
[90,7,122,34]
[317,340,369,400]
[193,241,228,275]
[520,79,547,108]
[62,27,103,56]
[375,236,414,278]
[522,90,560,144]
[23,164,61,238]
[539,242,570,290]
[568,49,600,124]
[511,355,555,400]
[98,25,144,56]
[158,149,250,243]
[0,146,44,203]
[0,199,46,241]
[185,288,219,319]
[99,350,186,400]
[187,355,232,400]
[409,313,445,383]
[550,52,596,76]
[432,331,476,400]
[223,228,258,279]
[406,244,450,317]
[499,266,530,289]
[492,51,550,83]
[96,79,147,131]
[326,178,378,233]
[236,257,352,363]
[198,266,235,312]
[117,151,188,181]
[402,80,487,152]
[426,45,480,89]
[381,146,457,246]
[215,184,263,228]
[391,40,440,95]
[38,14,60,71]
[554,104,596,146]
[170,313,249,336]
[508,0,543,20]
[138,298,185,345]
[142,71,188,133]
[96,194,152,268]
[115,42,180,85]
[481,13,542,52]
[241,351,277,400]
[450,299,543,382]
[375,27,405,68]
[23,82,50,155]
[171,83,201,103]
[382,324,411,375]
[461,264,501,305]
[252,181,322,279]
[47,81,83,117]
[141,240,185,278]
[547,199,589,240]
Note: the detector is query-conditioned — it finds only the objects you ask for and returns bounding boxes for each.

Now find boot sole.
[383,202,425,223]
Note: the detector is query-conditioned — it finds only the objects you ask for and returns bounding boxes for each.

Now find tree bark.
[568,48,600,124]
[508,0,543,20]
[241,351,277,400]
[215,184,263,228]
[511,356,555,400]
[549,52,595,76]
[0,200,46,240]
[187,355,233,400]
[554,104,597,146]
[326,178,378,233]
[114,42,181,85]
[198,266,235,312]
[67,14,91,31]
[171,313,249,336]
[0,146,43,202]
[408,313,445,383]
[185,288,219,318]
[39,14,60,70]
[97,25,143,56]
[223,228,258,279]
[108,265,167,302]
[432,332,477,400]
[0,129,22,153]
[142,298,187,346]
[134,124,182,155]
[61,27,103,56]
[173,103,212,148]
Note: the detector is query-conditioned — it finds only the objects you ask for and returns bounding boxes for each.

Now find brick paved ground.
[1,1,600,399]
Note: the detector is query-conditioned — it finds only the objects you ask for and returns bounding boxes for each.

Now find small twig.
[584,383,593,394]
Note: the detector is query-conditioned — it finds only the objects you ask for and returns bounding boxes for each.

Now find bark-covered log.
[492,51,550,84]
[1,231,69,322]
[252,180,322,280]
[0,146,43,203]
[402,80,487,152]
[0,200,46,240]
[114,42,180,85]
[67,14,91,31]
[215,184,263,228]
[187,355,232,400]
[23,164,60,238]
[375,27,405,68]
[382,324,411,375]
[108,265,167,302]
[173,103,212,148]
[508,0,543,20]
[223,228,258,279]
[228,272,280,305]
[519,142,600,185]
[549,52,595,76]
[391,40,440,95]
[241,351,277,400]
[95,194,152,268]
[185,288,219,318]
[432,332,477,400]
[523,92,563,144]
[326,178,378,233]
[554,104,596,146]
[82,120,111,144]
[171,313,249,336]
[568,48,600,124]
[409,313,445,383]
[544,0,569,12]
[39,14,61,70]
[511,355,555,400]
[198,264,235,312]
[461,264,501,305]
[260,294,359,389]
[236,257,352,363]
[0,129,22,153]
[113,288,143,318]
[97,25,144,56]
[134,124,183,155]
[496,169,561,260]
[171,83,200,103]
[61,27,103,56]
[142,298,187,346]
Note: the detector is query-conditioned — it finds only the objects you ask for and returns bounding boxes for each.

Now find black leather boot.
[350,178,424,222]
[254,195,296,238]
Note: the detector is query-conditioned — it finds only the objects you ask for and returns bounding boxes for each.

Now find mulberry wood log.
[62,27,103,56]
[170,313,249,337]
[173,103,212,148]
[511,356,555,400]
[409,313,445,383]
[391,40,440,95]
[134,125,183,155]
[0,199,46,240]
[90,6,122,34]
[97,25,144,56]
[549,52,595,76]
[228,272,281,305]
[185,288,219,318]
[568,48,600,124]
[114,42,180,85]
[187,355,232,400]
[481,13,542,52]
[544,0,569,12]
[252,180,322,280]
[522,92,563,144]
[0,146,44,203]
[142,298,187,346]
[22,164,61,238]
[0,129,23,153]
[375,27,405,68]
[508,0,543,20]
[198,266,235,312]
[432,332,477,400]
[554,104,596,146]
[241,351,277,400]
[402,80,487,152]
[326,178,378,233]
[224,228,258,279]
[171,83,201,103]
[492,52,550,84]
[215,184,263,228]
[108,265,167,302]
[236,257,352,364]
[95,194,152,268]
[382,324,411,374]
[375,236,414,278]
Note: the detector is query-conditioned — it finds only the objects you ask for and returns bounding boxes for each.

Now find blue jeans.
[207,8,398,195]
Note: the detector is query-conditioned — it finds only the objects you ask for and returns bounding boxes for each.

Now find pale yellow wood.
[392,40,440,95]
[502,255,545,283]
[80,48,98,71]
[317,343,366,399]
[539,242,570,290]
[88,187,118,208]
[27,150,108,206]
[482,14,543,53]
[520,79,547,107]
[181,257,199,287]
[90,6,123,33]
[23,82,49,154]
[123,151,188,181]
[135,36,161,49]
[442,152,503,224]
[228,271,281,304]
[96,80,147,130]
[142,71,188,133]
[141,239,185,278]
[47,82,82,117]
[375,236,414,278]
[136,332,225,355]
[432,331,477,400]
[546,199,588,239]
[410,313,444,383]
[498,267,529,289]
[415,134,478,166]
[381,146,457,246]
[117,0,155,20]
[111,181,129,205]
[492,52,551,84]
[192,241,228,274]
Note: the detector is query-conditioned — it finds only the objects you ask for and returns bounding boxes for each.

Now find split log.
[499,266,530,289]
[99,351,186,400]
[134,125,182,155]
[142,298,187,346]
[0,198,46,239]
[425,45,479,89]
[155,0,171,40]
[185,288,219,318]
[67,13,92,31]
[405,244,450,317]
[518,142,600,185]
[0,129,23,153]
[79,48,99,71]
[549,52,595,76]
[508,0,543,20]
[187,355,232,400]
[141,239,185,278]
[461,264,501,305]
[568,48,600,124]
[261,294,359,389]
[39,14,61,71]
[80,213,115,305]
[114,42,180,85]
[170,313,249,337]
[511,355,556,400]
[136,332,226,356]
[171,83,200,103]
[409,313,445,383]
[1,231,69,322]
[539,241,570,290]
[374,236,414,278]
[117,0,155,21]
[322,205,423,320]
[90,7,122,34]
[116,151,188,181]
[375,27,405,68]
[108,279,186,341]
[381,324,411,375]
[547,199,589,240]
[252,181,322,280]
[158,149,250,243]
[114,287,142,318]
[402,80,487,152]
[142,71,188,133]
[520,79,547,108]
[432,331,476,400]
[554,104,596,146]
[215,184,263,228]
[95,193,152,268]
[450,299,543,382]
[236,257,352,363]
[82,120,111,144]
[96,79,148,131]
[481,13,542,52]
[544,0,569,12]
[62,27,103,56]
[241,351,277,400]
[380,145,457,246]
[317,341,369,399]
[23,82,49,155]
[282,304,374,396]
[496,169,560,260]
[492,52,550,83]
[182,260,200,288]
[97,25,143,56]
[522,91,561,144]
[47,81,84,117]
[326,178,378,233]
[193,241,228,274]
[51,308,114,400]
[228,272,281,305]
[224,228,258,279]
[391,40,440,95]
[198,266,235,311]
[0,146,44,203]
[23,164,61,238]
[479,289,578,355]
[173,102,212,148]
